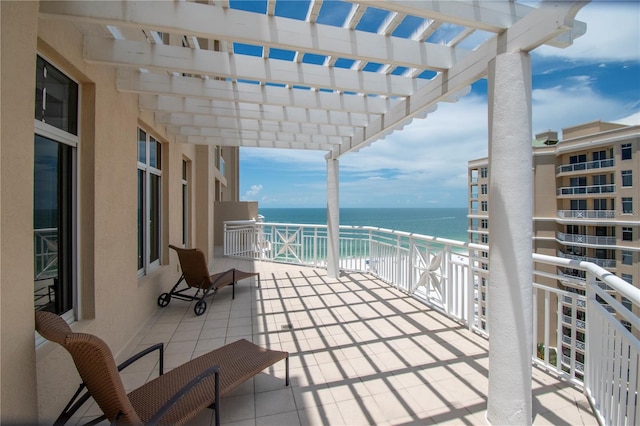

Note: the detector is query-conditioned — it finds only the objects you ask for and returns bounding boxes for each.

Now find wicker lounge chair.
[35,311,289,426]
[160,245,260,316]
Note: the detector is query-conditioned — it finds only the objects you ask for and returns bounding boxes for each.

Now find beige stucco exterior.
[0,3,247,422]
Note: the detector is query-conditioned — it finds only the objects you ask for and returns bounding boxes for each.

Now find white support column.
[486,51,533,425]
[326,157,340,278]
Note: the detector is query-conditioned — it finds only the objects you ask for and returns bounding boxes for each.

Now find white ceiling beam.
[378,11,404,36]
[141,95,372,127]
[166,125,347,145]
[175,135,334,151]
[306,0,323,23]
[40,0,462,72]
[85,37,421,97]
[116,70,394,114]
[158,115,356,137]
[329,0,589,159]
[344,3,366,29]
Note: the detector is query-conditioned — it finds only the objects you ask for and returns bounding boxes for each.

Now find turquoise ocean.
[258,208,468,243]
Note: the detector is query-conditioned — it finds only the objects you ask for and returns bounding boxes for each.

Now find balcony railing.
[557,158,615,174]
[224,220,640,426]
[557,232,617,246]
[557,251,617,269]
[34,228,58,280]
[557,184,615,196]
[557,210,616,220]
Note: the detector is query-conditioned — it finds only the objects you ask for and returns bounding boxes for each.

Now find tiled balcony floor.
[77,257,597,425]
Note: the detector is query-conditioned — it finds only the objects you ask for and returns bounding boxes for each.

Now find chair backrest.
[35,311,143,425]
[169,245,211,289]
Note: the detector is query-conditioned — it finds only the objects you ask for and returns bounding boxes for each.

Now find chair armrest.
[147,364,221,425]
[117,342,164,375]
[53,343,165,425]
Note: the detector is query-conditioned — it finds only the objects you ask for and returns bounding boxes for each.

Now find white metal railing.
[224,220,640,426]
[557,184,616,196]
[558,210,617,219]
[34,228,58,280]
[558,251,617,269]
[557,232,617,246]
[557,158,615,174]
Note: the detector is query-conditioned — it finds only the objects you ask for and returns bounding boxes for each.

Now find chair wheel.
[194,300,207,316]
[157,293,171,307]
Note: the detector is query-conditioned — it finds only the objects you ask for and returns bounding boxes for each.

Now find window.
[480,167,488,178]
[33,56,78,318]
[622,170,632,187]
[622,251,633,265]
[481,219,488,229]
[622,227,633,241]
[622,273,633,285]
[621,143,632,160]
[481,201,488,212]
[593,199,608,210]
[571,199,586,210]
[570,154,586,164]
[592,174,607,186]
[481,234,488,244]
[570,177,586,187]
[182,159,189,247]
[622,197,633,214]
[481,184,487,195]
[138,129,162,276]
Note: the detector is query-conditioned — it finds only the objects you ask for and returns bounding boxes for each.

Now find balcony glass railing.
[557,158,615,174]
[557,251,617,269]
[224,220,640,426]
[557,210,616,219]
[557,184,615,196]
[557,232,617,246]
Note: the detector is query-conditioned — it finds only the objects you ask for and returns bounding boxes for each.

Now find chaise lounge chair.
[35,311,289,426]
[159,245,260,316]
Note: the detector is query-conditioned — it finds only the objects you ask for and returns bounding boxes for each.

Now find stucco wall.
[1,2,40,422]
[1,4,230,422]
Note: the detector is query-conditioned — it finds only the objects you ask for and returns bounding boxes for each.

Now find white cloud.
[241,184,263,200]
[535,2,640,62]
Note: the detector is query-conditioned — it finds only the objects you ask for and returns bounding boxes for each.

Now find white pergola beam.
[176,135,334,151]
[166,125,347,145]
[85,37,421,97]
[40,0,462,72]
[116,70,393,115]
[141,95,373,127]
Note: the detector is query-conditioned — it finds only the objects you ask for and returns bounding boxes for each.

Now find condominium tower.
[468,120,639,376]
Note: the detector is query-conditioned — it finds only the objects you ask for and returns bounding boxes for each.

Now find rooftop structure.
[2,1,623,425]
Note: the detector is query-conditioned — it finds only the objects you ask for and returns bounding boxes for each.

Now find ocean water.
[258,208,468,242]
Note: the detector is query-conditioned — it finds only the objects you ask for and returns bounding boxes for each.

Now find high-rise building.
[468,120,639,376]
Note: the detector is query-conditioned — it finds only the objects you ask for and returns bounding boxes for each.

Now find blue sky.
[239,1,640,209]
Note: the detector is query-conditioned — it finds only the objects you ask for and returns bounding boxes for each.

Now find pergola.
[39,1,588,423]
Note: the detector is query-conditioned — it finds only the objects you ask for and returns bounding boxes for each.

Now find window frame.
[621,143,632,160]
[182,158,190,248]
[621,250,633,266]
[621,170,632,187]
[621,197,633,214]
[137,128,163,277]
[622,227,633,241]
[33,54,80,326]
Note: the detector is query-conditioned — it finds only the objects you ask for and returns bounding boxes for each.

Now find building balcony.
[557,158,615,174]
[88,256,598,426]
[557,184,615,196]
[557,251,616,269]
[218,220,639,426]
[557,232,617,246]
[557,210,617,220]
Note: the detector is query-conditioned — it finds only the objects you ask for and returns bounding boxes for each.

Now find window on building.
[570,177,587,187]
[481,234,488,244]
[570,154,586,164]
[481,201,488,212]
[622,227,633,241]
[138,129,162,276]
[622,197,633,214]
[480,167,488,178]
[593,150,607,161]
[622,170,632,187]
[182,159,189,247]
[481,184,487,195]
[593,174,607,186]
[570,199,586,210]
[34,56,79,318]
[621,143,632,160]
[481,219,488,229]
[593,199,608,210]
[622,250,633,265]
[621,273,633,285]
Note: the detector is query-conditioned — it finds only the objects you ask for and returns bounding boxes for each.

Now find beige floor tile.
[256,410,301,426]
[255,388,297,418]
